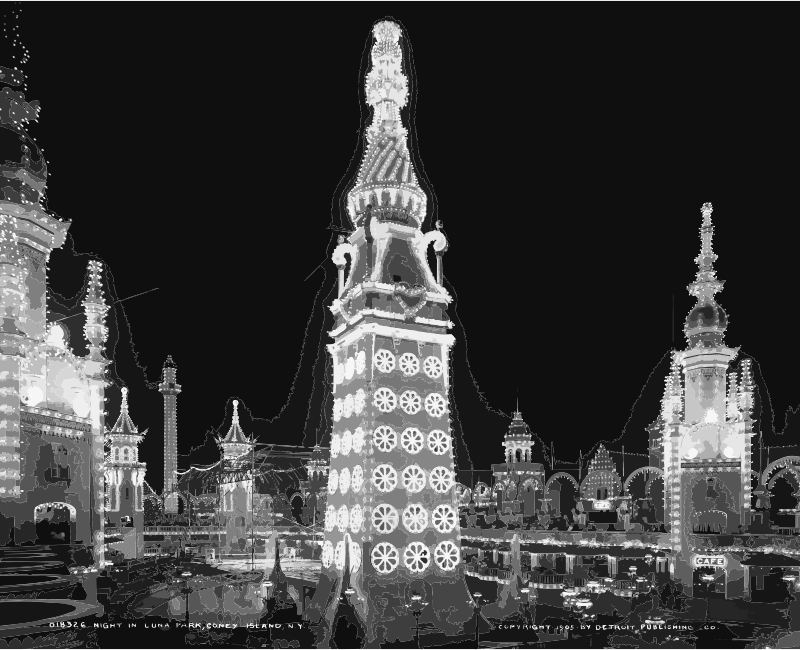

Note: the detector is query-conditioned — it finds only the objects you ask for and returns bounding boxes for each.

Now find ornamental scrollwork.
[687,367,725,383]
[17,242,47,273]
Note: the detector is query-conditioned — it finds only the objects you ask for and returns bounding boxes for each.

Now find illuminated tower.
[318,20,471,642]
[104,387,147,556]
[664,203,750,596]
[216,400,254,549]
[158,355,181,512]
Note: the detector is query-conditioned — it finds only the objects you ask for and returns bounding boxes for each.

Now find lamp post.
[783,576,797,616]
[471,592,483,646]
[519,587,531,622]
[703,574,714,623]
[261,579,273,603]
[405,592,428,648]
[180,571,192,624]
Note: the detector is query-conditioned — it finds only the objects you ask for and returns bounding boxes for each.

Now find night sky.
[3,5,797,495]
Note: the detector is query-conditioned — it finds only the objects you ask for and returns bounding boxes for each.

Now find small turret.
[217,400,254,461]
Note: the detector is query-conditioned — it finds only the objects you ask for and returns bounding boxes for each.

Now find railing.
[527,574,567,585]
[775,527,800,535]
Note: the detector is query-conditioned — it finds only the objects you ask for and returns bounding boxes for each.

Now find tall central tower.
[663,203,752,597]
[158,355,181,512]
[316,20,472,643]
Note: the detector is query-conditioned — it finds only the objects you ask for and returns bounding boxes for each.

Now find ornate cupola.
[503,409,534,464]
[217,399,253,461]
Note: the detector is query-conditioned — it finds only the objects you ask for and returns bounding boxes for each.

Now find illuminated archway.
[762,456,800,486]
[545,472,580,492]
[623,466,664,494]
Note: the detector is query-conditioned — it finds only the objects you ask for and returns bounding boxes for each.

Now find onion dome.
[346,21,426,230]
[505,410,533,441]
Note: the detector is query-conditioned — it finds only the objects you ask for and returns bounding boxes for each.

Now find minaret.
[216,400,254,547]
[104,387,147,557]
[158,355,181,512]
[320,21,472,643]
[81,260,112,570]
[667,203,746,596]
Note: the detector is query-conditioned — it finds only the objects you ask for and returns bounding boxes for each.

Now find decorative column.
[0,215,25,500]
[83,260,110,571]
[739,359,755,523]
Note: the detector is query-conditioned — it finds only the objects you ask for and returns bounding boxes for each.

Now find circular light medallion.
[322,541,334,568]
[336,505,349,532]
[339,467,351,495]
[351,465,364,493]
[431,504,457,533]
[423,356,443,379]
[341,430,352,456]
[374,388,397,413]
[403,542,431,573]
[345,357,355,381]
[402,503,428,533]
[424,393,446,418]
[430,467,454,494]
[427,430,450,455]
[371,542,399,574]
[373,426,397,452]
[325,505,336,532]
[353,428,365,454]
[400,390,422,415]
[402,465,426,493]
[372,503,399,534]
[350,504,364,533]
[343,394,354,419]
[434,540,460,572]
[328,469,339,494]
[374,349,396,373]
[334,541,346,571]
[372,464,398,493]
[354,389,365,415]
[399,352,419,376]
[401,428,425,454]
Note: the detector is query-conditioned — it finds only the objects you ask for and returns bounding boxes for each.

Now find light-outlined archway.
[624,466,664,494]
[762,456,800,486]
[545,472,580,492]
[34,502,76,522]
[473,482,491,504]
[768,466,800,491]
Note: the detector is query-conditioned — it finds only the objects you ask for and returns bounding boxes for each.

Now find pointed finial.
[121,386,129,412]
[232,400,240,426]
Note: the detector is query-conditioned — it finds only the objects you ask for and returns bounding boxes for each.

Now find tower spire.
[82,260,109,362]
[684,203,728,348]
[346,20,426,231]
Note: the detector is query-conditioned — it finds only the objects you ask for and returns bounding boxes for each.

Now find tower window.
[114,448,119,461]
[126,487,130,500]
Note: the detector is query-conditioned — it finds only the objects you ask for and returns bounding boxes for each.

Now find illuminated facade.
[662,202,753,594]
[104,386,146,556]
[318,20,472,640]
[158,355,181,512]
[0,76,111,566]
[492,411,546,517]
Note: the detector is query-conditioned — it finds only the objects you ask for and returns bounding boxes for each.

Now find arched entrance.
[34,502,76,544]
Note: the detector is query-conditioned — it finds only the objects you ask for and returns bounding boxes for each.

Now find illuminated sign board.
[593,500,612,511]
[692,555,727,568]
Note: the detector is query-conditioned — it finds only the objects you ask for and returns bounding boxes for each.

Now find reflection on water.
[134,576,265,623]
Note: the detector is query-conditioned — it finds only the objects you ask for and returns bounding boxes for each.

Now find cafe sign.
[593,500,612,511]
[692,554,727,569]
